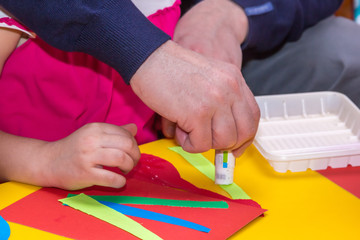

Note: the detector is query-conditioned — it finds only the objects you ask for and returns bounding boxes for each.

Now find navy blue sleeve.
[236,0,343,52]
[183,0,342,53]
[0,0,171,84]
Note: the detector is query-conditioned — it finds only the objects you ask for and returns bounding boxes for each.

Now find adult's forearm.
[0,0,171,83]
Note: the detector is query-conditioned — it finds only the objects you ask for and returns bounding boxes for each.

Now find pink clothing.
[0,1,180,144]
[0,17,33,36]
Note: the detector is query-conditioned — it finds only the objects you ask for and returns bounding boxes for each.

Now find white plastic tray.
[254,91,360,173]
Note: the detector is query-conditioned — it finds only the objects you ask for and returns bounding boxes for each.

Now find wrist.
[226,0,249,44]
[198,0,249,44]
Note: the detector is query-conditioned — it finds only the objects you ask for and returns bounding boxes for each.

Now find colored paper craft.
[317,166,360,198]
[0,154,265,240]
[67,194,228,208]
[130,154,260,208]
[60,194,161,240]
[99,200,211,232]
[0,215,10,240]
[169,146,251,199]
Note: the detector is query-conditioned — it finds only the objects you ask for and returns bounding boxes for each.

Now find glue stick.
[215,150,235,185]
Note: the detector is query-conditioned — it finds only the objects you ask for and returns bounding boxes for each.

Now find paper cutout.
[59,193,162,240]
[67,194,228,208]
[0,154,265,240]
[99,200,211,232]
[130,154,260,208]
[169,146,251,199]
[0,215,10,240]
[318,166,360,198]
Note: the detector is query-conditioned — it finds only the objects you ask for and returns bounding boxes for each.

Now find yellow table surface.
[1,139,359,240]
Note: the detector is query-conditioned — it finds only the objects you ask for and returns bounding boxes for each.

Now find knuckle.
[82,123,105,138]
[208,86,226,103]
[84,122,101,130]
[81,134,99,148]
[223,67,242,90]
[197,102,212,118]
[122,137,136,150]
[254,104,261,122]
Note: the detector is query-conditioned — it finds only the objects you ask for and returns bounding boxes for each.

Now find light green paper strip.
[169,146,251,200]
[59,193,162,240]
[67,195,228,209]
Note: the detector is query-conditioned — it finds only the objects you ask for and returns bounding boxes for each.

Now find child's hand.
[42,123,140,190]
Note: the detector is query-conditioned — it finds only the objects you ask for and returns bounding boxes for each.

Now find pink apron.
[0,0,180,144]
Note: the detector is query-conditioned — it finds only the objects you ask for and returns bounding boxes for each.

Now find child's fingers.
[99,134,141,164]
[120,123,138,136]
[91,168,127,189]
[95,148,136,173]
[95,122,137,137]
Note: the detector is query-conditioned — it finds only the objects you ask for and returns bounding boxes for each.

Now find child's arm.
[0,123,140,190]
[0,28,22,73]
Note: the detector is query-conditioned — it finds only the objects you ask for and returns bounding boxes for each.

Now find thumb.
[175,126,189,149]
[161,117,176,138]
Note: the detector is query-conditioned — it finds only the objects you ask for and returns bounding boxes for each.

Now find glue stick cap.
[215,150,235,185]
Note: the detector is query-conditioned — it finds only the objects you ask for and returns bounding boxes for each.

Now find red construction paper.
[317,165,360,198]
[0,154,265,239]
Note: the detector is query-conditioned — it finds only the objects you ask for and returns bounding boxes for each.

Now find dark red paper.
[0,154,265,239]
[317,165,360,198]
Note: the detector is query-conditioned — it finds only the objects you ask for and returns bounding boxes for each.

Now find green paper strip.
[59,193,162,240]
[169,146,251,200]
[67,195,228,209]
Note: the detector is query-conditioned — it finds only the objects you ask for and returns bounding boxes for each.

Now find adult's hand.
[130,40,259,156]
[160,0,257,156]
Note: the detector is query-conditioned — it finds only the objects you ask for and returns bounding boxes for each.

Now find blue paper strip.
[99,201,211,233]
[0,215,10,240]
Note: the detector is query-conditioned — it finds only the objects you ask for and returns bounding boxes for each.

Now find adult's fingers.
[232,139,254,157]
[232,83,260,154]
[228,92,259,152]
[177,116,213,153]
[161,118,176,138]
[210,106,237,150]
